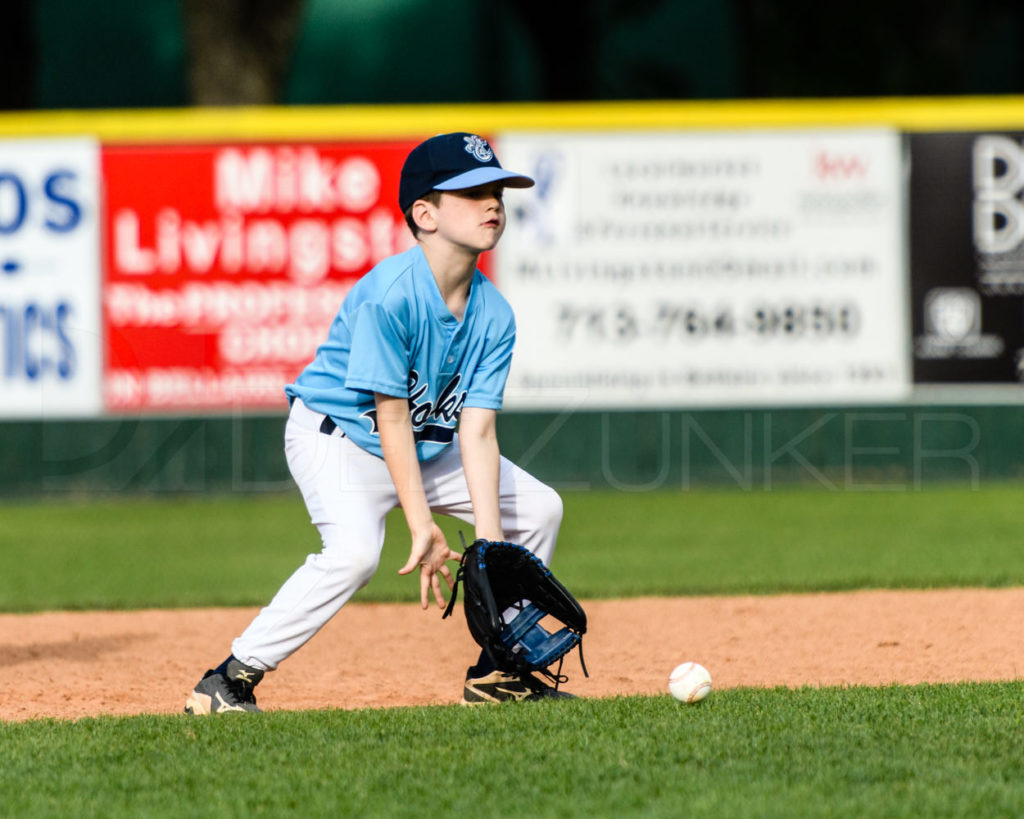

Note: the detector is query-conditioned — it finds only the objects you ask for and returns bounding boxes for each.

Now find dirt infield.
[3,588,1023,721]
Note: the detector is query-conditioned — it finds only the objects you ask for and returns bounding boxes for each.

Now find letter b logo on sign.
[973,135,1024,254]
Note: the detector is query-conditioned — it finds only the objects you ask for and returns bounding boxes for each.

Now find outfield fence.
[2,98,1024,493]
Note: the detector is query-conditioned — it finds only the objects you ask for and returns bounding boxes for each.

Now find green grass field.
[3,484,1024,817]
[3,685,1024,817]
[3,484,1024,611]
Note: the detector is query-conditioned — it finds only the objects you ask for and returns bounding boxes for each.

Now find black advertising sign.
[910,131,1024,384]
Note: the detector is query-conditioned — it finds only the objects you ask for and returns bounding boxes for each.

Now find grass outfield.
[3,685,1024,817]
[4,485,1024,816]
[1,484,1023,611]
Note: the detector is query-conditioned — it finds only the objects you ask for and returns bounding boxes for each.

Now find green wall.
[1,406,1018,497]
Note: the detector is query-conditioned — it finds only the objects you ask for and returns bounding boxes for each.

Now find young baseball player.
[185,132,571,713]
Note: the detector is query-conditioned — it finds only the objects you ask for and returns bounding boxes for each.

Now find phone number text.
[555,302,861,343]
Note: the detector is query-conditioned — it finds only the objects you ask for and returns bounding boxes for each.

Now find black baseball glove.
[443,537,588,687]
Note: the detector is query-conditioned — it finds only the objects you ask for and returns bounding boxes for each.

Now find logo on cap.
[463,135,494,163]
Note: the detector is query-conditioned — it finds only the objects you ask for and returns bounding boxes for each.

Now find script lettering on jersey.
[362,370,468,444]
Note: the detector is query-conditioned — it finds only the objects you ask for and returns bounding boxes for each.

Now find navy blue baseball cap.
[399,132,534,211]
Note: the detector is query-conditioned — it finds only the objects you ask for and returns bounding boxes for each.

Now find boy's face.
[423,182,507,252]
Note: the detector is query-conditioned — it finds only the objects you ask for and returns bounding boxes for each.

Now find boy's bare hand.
[398,523,461,609]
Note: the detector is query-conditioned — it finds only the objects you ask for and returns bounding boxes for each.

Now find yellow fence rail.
[2,96,1024,142]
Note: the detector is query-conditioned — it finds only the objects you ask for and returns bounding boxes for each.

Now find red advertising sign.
[102,140,431,412]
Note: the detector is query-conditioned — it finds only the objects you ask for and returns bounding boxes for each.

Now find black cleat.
[184,658,264,715]
[462,669,576,704]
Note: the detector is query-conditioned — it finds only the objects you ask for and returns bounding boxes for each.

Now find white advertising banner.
[0,139,102,418]
[496,130,909,409]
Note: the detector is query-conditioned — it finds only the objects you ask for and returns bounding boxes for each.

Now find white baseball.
[668,662,712,703]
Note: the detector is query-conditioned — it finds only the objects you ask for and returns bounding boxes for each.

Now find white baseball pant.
[231,397,563,671]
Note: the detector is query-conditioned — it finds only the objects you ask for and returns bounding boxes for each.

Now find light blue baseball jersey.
[285,244,516,461]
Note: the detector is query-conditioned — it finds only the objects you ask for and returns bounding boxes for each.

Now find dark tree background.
[182,0,305,105]
[1,0,35,109]
[732,0,1024,98]
[3,0,1024,110]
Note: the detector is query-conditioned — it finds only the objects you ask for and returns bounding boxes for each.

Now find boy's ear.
[411,198,437,234]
